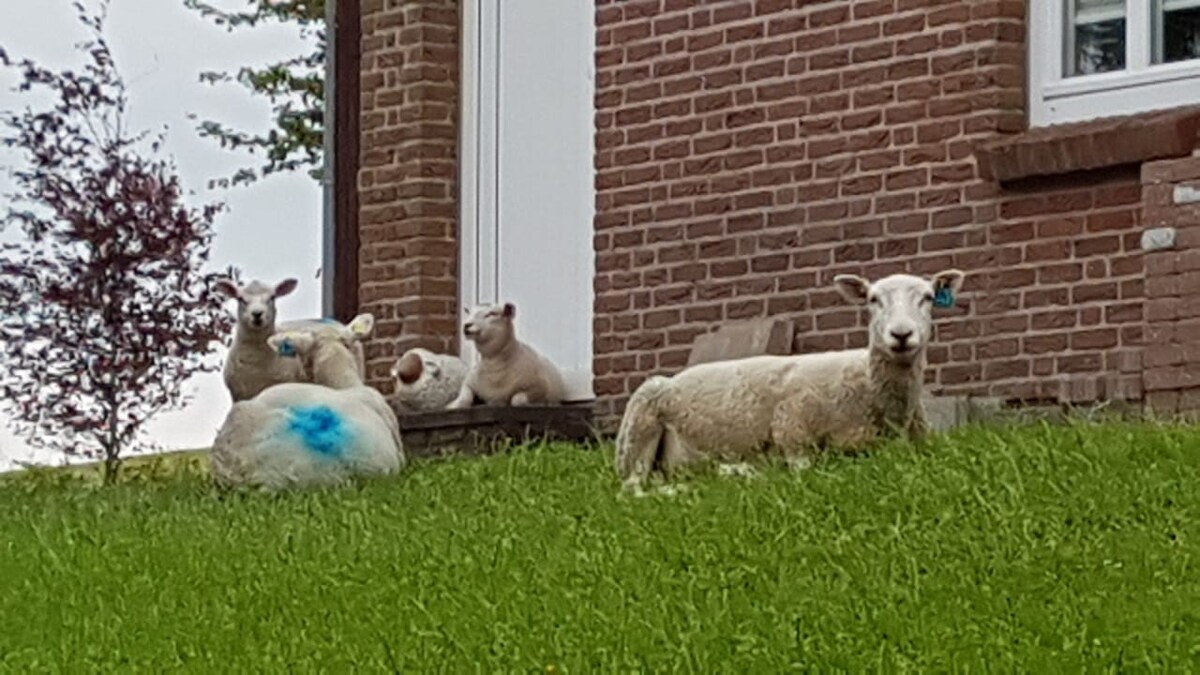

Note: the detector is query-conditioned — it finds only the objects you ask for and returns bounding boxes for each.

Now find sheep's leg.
[446,382,475,410]
[717,462,759,478]
[615,377,671,493]
[906,409,929,443]
[510,391,532,406]
[770,394,822,473]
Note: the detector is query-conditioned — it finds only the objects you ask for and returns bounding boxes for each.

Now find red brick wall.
[1143,155,1200,417]
[954,167,1145,405]
[347,0,1191,428]
[592,0,1028,424]
[358,0,460,393]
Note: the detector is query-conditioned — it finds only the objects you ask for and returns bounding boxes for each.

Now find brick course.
[1142,155,1200,417]
[358,0,460,394]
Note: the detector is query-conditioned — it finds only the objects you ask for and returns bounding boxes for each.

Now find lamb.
[390,348,469,413]
[215,276,366,402]
[209,313,405,492]
[614,269,966,492]
[446,302,567,408]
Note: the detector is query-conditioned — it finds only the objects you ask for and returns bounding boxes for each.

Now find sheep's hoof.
[652,483,687,497]
[717,462,759,478]
[787,456,814,472]
[619,478,687,499]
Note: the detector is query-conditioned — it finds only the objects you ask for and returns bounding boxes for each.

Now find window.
[1030,1,1200,126]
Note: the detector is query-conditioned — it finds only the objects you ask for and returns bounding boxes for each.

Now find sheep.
[390,348,469,414]
[614,269,966,493]
[215,276,366,402]
[446,302,567,408]
[209,313,405,492]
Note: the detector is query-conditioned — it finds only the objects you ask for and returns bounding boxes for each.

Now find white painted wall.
[460,0,596,401]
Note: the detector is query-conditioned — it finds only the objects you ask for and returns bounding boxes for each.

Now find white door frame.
[457,0,596,401]
[459,0,494,316]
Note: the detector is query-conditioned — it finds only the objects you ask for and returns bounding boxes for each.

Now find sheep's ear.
[214,278,241,300]
[931,269,965,308]
[834,274,871,304]
[392,351,422,384]
[502,302,515,318]
[931,269,965,294]
[348,313,375,339]
[274,278,299,298]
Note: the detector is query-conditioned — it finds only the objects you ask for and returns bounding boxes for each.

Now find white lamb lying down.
[210,313,405,492]
[215,276,368,403]
[447,302,567,408]
[390,347,469,413]
[615,269,966,492]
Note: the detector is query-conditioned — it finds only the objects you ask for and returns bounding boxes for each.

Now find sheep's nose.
[890,328,912,347]
[462,323,473,336]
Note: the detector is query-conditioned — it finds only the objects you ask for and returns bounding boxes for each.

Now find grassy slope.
[0,421,1197,671]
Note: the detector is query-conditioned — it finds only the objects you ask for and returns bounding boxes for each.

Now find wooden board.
[395,403,596,459]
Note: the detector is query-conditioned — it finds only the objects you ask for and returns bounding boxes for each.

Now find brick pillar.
[358,0,460,393]
[1142,154,1200,418]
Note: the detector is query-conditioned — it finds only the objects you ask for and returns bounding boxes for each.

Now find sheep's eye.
[868,295,880,305]
[923,292,934,303]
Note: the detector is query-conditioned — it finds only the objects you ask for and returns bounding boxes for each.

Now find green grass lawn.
[1,421,1197,670]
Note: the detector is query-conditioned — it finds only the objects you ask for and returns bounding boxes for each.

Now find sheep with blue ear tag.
[210,313,405,492]
[214,276,367,402]
[615,270,965,495]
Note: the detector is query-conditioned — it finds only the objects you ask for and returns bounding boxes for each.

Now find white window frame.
[1030,0,1200,127]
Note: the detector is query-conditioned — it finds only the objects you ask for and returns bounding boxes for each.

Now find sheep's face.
[215,277,298,332]
[835,270,964,365]
[462,303,515,352]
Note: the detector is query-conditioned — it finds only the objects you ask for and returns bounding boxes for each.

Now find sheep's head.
[834,270,965,366]
[462,302,515,355]
[215,277,298,332]
[391,350,424,386]
[390,349,443,387]
[268,313,375,388]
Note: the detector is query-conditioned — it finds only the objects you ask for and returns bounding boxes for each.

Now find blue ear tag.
[278,339,296,357]
[933,286,956,308]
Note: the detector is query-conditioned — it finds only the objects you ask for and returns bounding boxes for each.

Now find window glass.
[1155,0,1200,63]
[1067,0,1127,76]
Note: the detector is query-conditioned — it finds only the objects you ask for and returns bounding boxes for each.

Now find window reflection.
[1067,0,1127,76]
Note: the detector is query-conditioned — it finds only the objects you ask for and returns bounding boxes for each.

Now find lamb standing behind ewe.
[447,302,566,408]
[390,348,469,413]
[216,277,366,402]
[615,269,966,492]
[210,313,405,491]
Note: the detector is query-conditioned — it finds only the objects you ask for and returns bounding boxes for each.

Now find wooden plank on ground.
[686,318,794,367]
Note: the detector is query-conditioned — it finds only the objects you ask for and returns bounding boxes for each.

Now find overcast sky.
[0,0,323,471]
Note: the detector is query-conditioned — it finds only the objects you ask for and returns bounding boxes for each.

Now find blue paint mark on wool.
[287,405,351,457]
[933,286,956,308]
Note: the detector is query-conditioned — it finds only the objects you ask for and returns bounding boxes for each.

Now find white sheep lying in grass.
[210,313,405,492]
[447,302,567,408]
[615,269,966,492]
[390,348,469,413]
[215,277,366,402]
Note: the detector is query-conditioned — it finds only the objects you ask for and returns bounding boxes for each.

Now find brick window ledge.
[975,107,1200,183]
